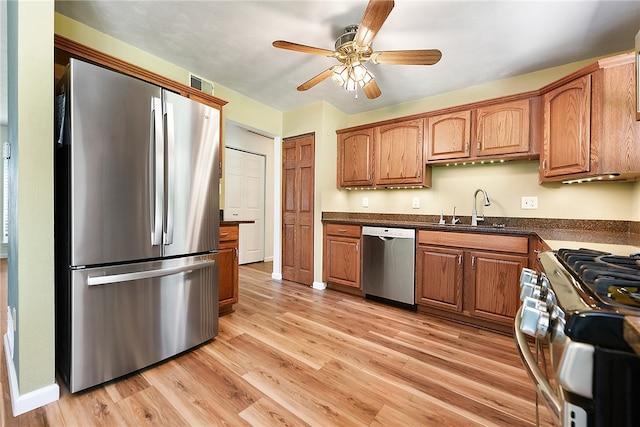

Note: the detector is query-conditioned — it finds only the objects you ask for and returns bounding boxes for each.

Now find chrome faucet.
[471,189,491,226]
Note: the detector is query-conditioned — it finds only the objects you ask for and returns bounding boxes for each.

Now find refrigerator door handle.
[151,97,164,246]
[87,259,217,286]
[164,101,175,245]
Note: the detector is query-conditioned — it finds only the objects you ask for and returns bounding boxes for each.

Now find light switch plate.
[521,196,538,209]
[362,197,369,208]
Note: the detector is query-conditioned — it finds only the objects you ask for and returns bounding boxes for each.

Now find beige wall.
[8,0,56,394]
[322,161,636,221]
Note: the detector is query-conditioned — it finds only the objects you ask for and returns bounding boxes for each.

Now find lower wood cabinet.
[323,223,362,290]
[219,224,239,315]
[416,230,528,331]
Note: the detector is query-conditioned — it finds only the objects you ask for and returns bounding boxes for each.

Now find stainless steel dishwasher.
[361,226,416,308]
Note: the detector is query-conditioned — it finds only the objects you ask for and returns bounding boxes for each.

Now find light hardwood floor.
[2,263,553,426]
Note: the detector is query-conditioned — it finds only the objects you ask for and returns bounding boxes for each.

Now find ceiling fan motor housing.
[335,25,359,50]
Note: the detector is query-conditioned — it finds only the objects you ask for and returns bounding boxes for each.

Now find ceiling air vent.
[189,73,214,95]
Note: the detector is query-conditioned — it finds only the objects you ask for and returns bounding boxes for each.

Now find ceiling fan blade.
[355,0,395,47]
[272,40,336,57]
[297,68,334,91]
[370,49,442,65]
[362,79,382,99]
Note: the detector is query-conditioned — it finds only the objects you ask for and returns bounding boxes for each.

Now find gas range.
[515,248,640,427]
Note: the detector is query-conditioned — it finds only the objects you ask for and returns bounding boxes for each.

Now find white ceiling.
[2,1,640,125]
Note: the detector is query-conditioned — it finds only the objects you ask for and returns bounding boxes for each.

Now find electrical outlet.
[521,196,538,209]
[412,197,420,209]
[362,197,369,208]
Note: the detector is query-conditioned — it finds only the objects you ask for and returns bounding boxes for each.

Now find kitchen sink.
[429,223,508,229]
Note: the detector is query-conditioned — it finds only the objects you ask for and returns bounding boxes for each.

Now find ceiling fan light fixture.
[332,62,374,92]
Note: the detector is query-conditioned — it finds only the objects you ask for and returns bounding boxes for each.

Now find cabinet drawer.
[418,230,528,254]
[325,224,361,238]
[219,225,239,242]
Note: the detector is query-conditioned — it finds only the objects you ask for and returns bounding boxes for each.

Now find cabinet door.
[541,75,591,178]
[218,247,238,309]
[468,251,527,324]
[219,225,239,313]
[426,111,472,161]
[416,245,463,312]
[476,99,530,157]
[324,235,361,288]
[337,128,374,187]
[374,119,425,186]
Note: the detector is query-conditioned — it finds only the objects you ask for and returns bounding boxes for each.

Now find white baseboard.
[263,256,273,262]
[312,281,327,290]
[3,334,59,416]
[271,272,282,280]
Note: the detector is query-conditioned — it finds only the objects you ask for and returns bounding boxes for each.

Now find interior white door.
[224,148,265,264]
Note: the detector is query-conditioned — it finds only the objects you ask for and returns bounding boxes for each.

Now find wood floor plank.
[239,397,311,427]
[141,355,252,426]
[115,386,189,426]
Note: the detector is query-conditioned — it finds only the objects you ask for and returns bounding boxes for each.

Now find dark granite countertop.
[220,220,255,226]
[322,212,640,252]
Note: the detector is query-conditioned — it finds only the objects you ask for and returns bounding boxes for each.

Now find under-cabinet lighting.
[562,173,621,184]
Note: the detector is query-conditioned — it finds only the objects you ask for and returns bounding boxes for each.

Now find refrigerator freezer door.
[162,90,220,257]
[68,59,163,266]
[62,254,219,393]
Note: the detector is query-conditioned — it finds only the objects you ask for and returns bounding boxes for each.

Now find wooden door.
[282,134,314,285]
[467,251,526,324]
[416,245,463,312]
[541,75,591,178]
[426,111,472,161]
[475,99,530,157]
[374,119,425,186]
[337,128,374,187]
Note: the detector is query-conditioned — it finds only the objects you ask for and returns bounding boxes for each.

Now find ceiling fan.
[272,0,442,99]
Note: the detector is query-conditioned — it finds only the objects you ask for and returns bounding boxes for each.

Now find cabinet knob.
[477,140,482,151]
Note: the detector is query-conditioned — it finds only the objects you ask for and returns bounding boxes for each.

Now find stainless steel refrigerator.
[55,59,220,393]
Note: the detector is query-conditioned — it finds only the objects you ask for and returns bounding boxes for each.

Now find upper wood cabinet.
[336,119,431,189]
[540,53,640,182]
[337,128,374,188]
[476,98,531,157]
[426,98,537,163]
[426,111,472,160]
[541,76,591,178]
[374,119,426,187]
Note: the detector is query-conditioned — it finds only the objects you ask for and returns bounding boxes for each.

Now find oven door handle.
[514,307,562,421]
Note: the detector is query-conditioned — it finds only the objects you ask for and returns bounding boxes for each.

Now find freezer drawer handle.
[87,259,217,286]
